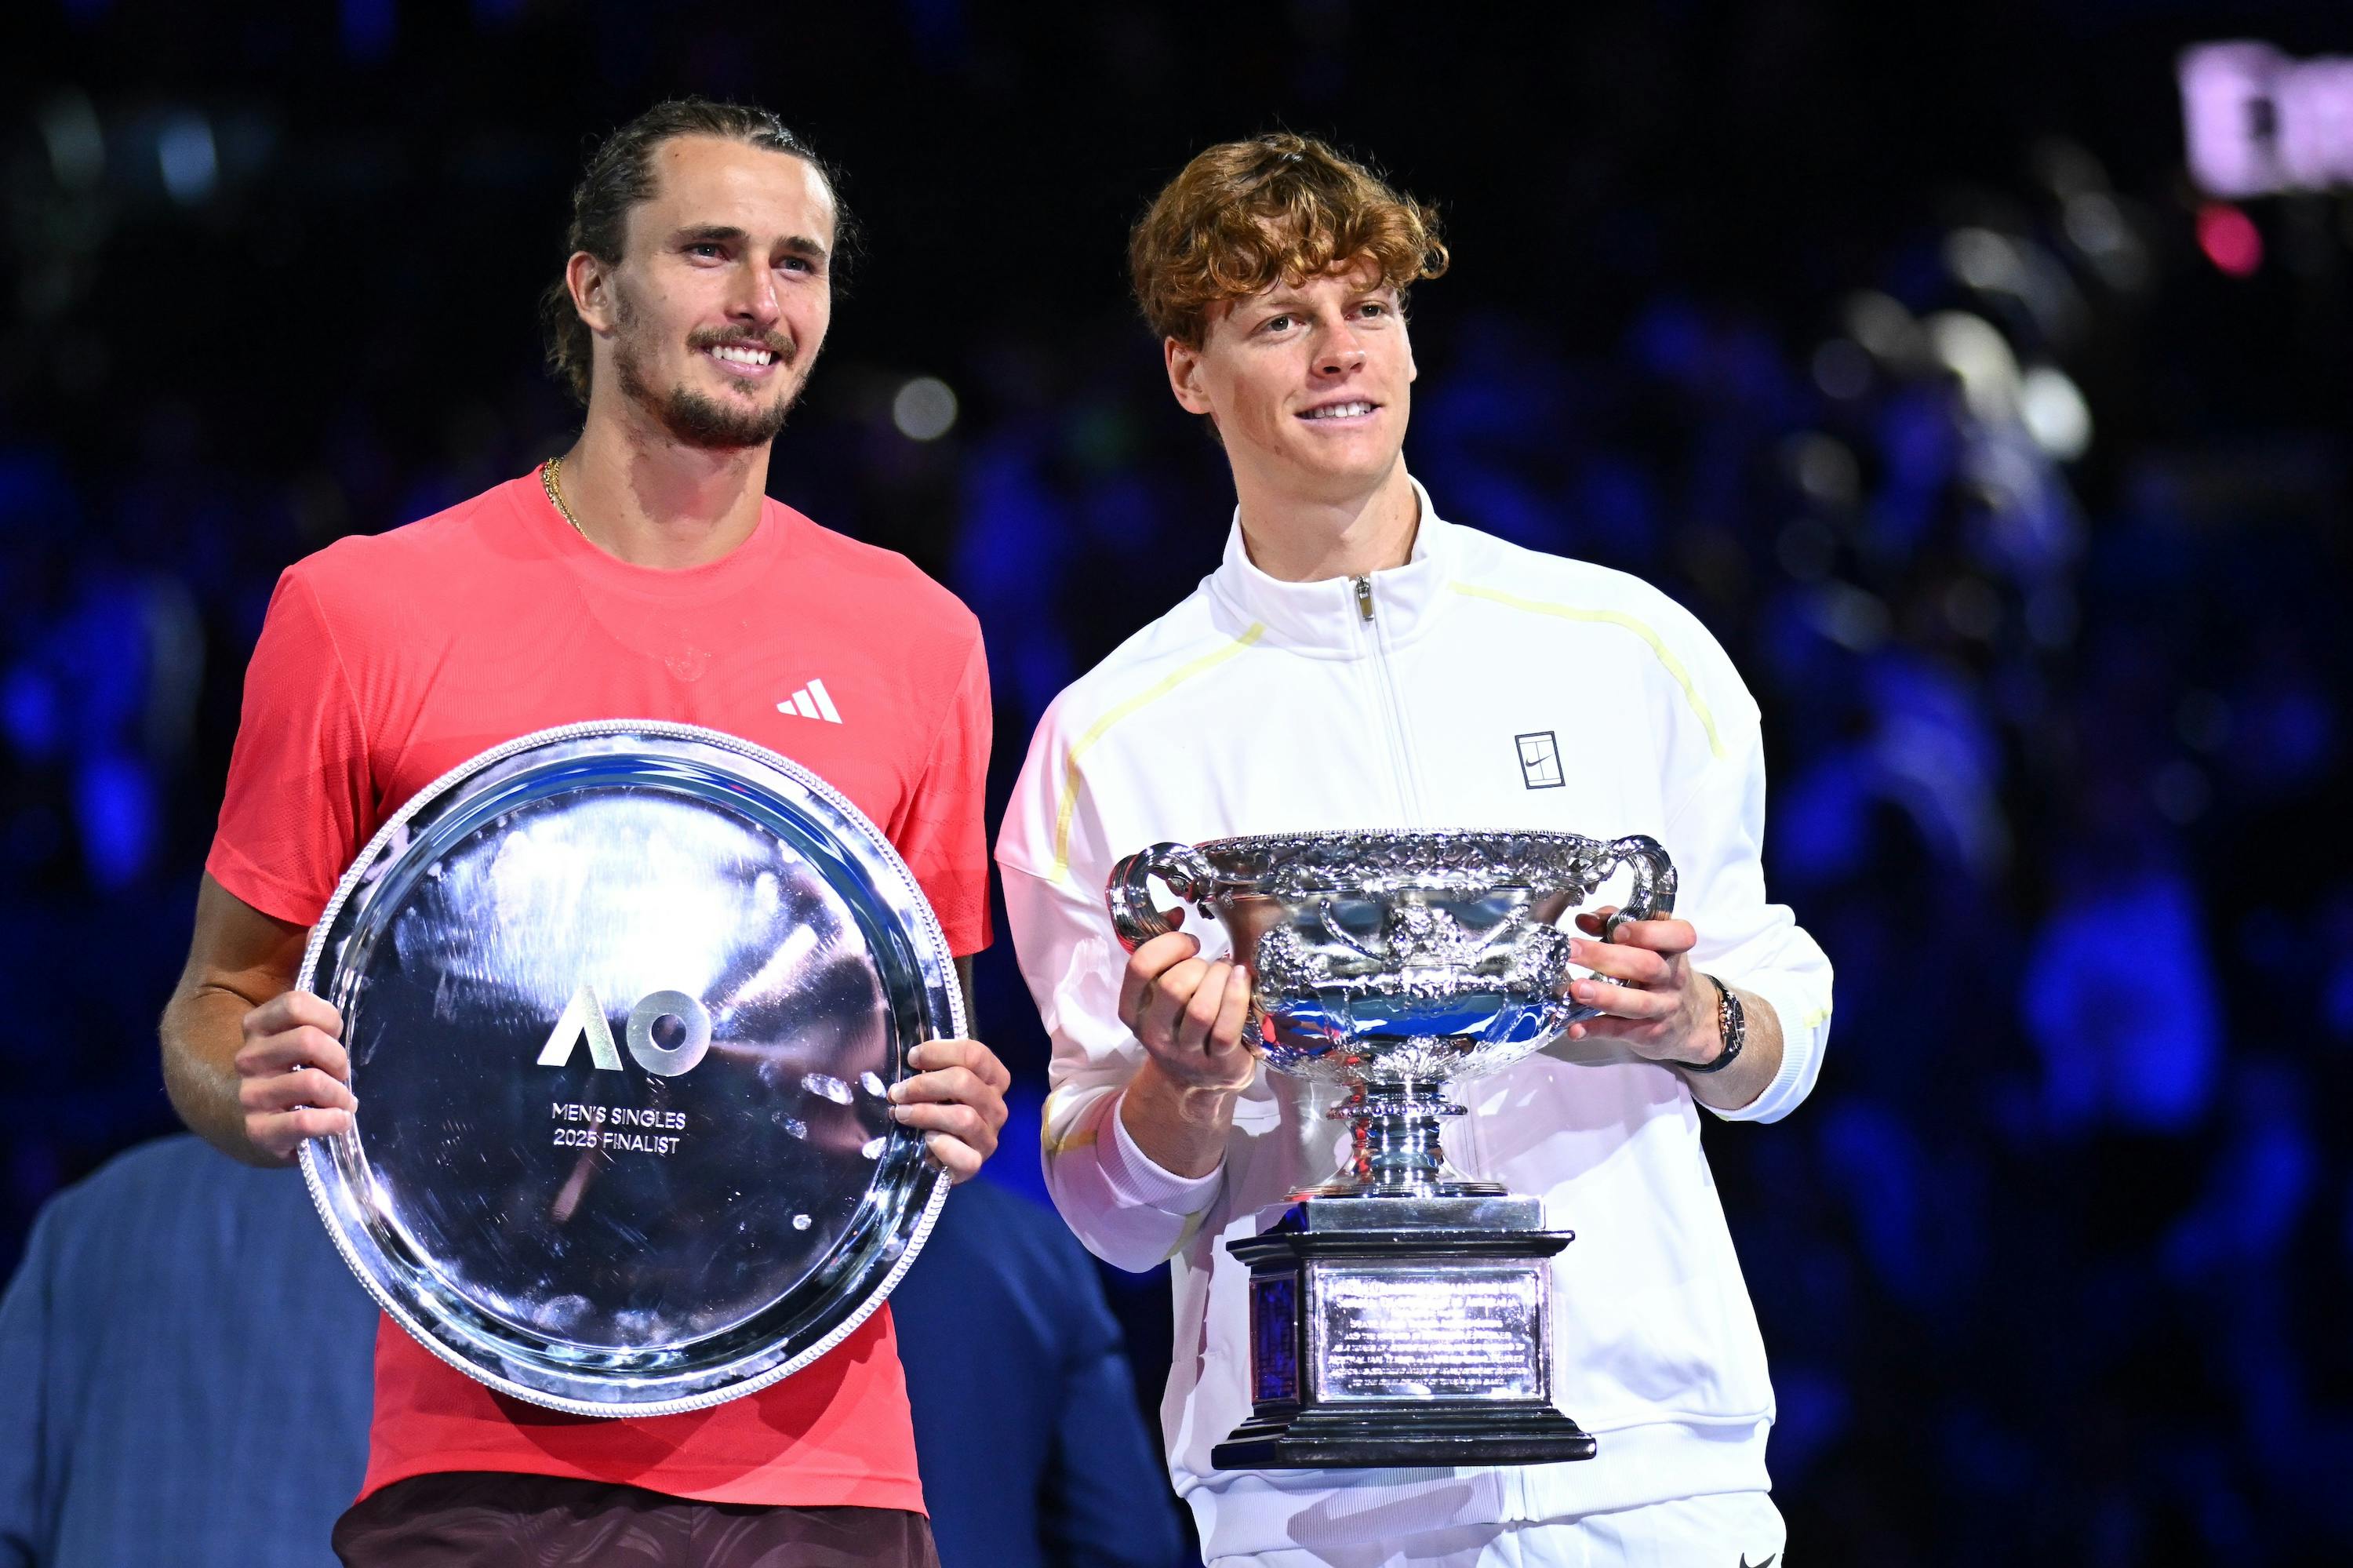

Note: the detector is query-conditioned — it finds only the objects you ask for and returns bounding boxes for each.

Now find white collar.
[1206,476,1456,655]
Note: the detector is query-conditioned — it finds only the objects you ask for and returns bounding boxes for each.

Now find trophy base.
[1294,1177,1509,1201]
[1213,1398,1597,1469]
[1214,1197,1595,1471]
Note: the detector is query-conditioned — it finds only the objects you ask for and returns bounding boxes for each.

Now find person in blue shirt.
[0,1137,376,1568]
[893,1176,1188,1568]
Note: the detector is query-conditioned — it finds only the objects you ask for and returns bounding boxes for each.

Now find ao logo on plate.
[534,985,713,1078]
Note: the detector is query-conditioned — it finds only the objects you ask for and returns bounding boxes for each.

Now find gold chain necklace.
[540,456,588,539]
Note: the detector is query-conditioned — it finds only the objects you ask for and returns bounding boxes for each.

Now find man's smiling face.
[1169,259,1417,500]
[591,135,837,449]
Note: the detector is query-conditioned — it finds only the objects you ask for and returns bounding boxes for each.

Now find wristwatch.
[1686,975,1746,1074]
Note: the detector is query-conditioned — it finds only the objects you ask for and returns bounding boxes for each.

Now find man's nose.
[729,264,782,329]
[1313,320,1366,377]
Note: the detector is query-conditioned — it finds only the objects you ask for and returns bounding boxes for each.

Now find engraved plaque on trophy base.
[1210,1195,1597,1469]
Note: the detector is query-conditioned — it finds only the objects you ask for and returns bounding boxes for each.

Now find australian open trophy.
[1108,830,1676,1468]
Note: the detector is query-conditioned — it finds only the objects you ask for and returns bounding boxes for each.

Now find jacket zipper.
[1351,574,1427,821]
[1354,574,1485,1204]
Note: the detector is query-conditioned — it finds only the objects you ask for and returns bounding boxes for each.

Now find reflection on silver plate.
[296,720,962,1416]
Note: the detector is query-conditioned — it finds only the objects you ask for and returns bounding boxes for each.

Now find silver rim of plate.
[296,719,962,1416]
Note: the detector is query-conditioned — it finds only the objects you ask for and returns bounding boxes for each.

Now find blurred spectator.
[0,1137,376,1567]
[2023,856,2221,1137]
[896,1176,1188,1568]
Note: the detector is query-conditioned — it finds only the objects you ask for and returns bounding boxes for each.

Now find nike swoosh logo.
[1740,1555,1777,1567]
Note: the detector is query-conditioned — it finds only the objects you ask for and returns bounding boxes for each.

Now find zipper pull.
[1352,576,1374,622]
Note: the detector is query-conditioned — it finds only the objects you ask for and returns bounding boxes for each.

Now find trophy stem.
[1303,1076,1507,1199]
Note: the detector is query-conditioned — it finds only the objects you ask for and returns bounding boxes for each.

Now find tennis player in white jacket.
[996,134,1832,1568]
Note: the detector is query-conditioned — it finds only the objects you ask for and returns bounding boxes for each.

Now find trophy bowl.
[1109,830,1675,1199]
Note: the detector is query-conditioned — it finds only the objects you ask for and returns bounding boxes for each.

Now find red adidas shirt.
[206,471,991,1510]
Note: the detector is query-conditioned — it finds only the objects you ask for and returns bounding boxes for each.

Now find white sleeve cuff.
[1097,1085,1226,1214]
[1703,972,1827,1124]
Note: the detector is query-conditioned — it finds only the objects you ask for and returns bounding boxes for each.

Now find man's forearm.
[159,988,276,1166]
[1116,1057,1238,1179]
[1675,984,1784,1113]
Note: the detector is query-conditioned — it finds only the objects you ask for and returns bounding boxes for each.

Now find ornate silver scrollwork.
[1108,828,1678,1195]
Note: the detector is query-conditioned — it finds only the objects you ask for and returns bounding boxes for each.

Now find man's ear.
[1166,336,1214,417]
[567,252,616,337]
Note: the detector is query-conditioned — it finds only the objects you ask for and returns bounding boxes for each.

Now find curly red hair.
[1129,133,1449,347]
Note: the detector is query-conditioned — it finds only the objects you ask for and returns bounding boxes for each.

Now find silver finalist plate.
[297,720,962,1416]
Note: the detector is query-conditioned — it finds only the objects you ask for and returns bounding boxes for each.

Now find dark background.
[5,2,2351,1563]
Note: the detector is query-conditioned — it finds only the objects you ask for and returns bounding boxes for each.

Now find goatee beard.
[609,296,809,450]
[615,343,803,450]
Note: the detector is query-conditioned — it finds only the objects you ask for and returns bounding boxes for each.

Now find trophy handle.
[1598,835,1678,940]
[1107,842,1219,953]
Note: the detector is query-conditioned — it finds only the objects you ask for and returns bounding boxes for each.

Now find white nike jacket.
[995,482,1832,1562]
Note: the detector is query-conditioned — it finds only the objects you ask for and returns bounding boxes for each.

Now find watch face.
[298,721,960,1416]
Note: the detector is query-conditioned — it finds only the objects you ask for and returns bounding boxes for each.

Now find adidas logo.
[776,678,842,724]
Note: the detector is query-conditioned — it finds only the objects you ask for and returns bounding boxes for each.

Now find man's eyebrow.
[670,224,830,261]
[1249,289,1311,314]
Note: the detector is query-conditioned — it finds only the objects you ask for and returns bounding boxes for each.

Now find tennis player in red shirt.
[158,98,1009,1567]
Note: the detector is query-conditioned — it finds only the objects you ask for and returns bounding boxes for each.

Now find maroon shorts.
[332,1472,940,1568]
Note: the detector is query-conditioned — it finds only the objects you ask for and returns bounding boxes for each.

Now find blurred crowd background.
[5,2,2351,1563]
